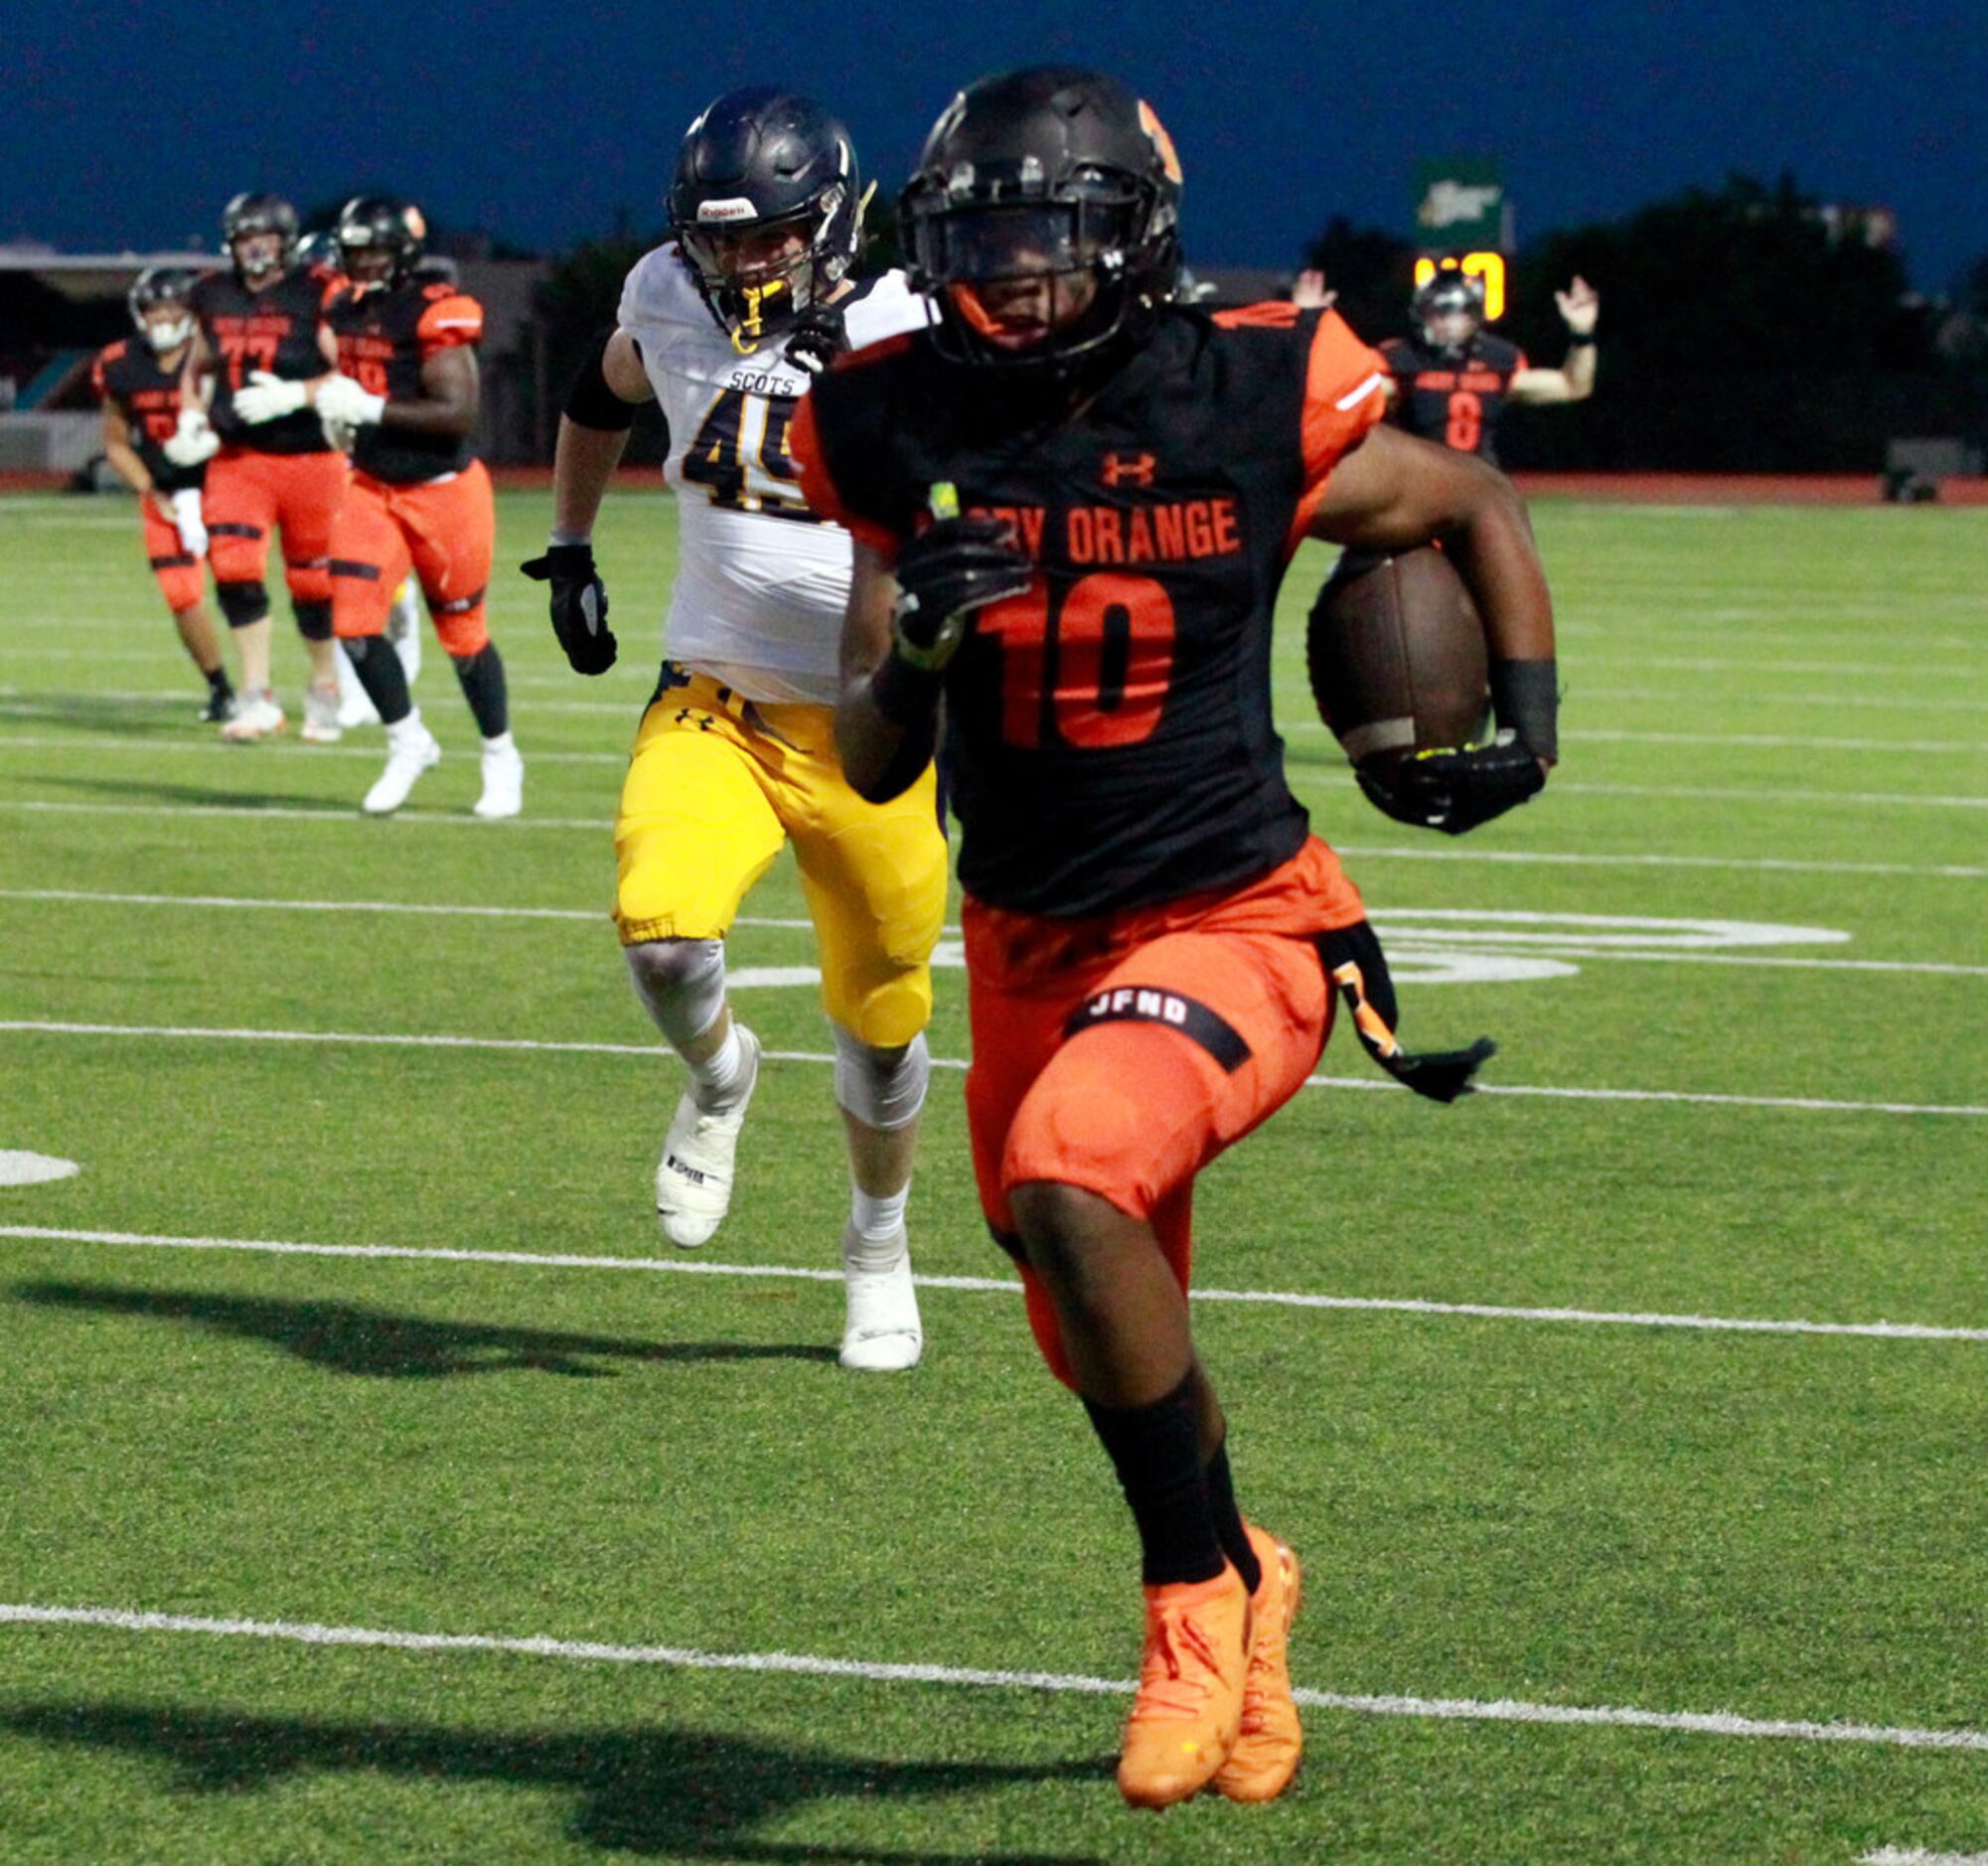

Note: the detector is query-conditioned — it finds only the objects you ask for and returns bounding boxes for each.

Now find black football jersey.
[327,279,484,484]
[1379,333,1527,464]
[795,304,1390,918]
[92,339,205,493]
[190,265,343,454]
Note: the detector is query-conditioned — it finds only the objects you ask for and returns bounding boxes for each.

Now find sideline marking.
[3,1224,1984,1343]
[2,1019,1982,1119]
[0,1153,78,1188]
[1,1601,1984,1754]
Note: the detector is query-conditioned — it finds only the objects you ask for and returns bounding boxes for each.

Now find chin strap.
[1318,920,1495,1104]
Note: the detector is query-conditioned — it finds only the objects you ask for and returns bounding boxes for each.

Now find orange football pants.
[203,448,348,603]
[139,498,206,612]
[329,460,496,655]
[963,836,1368,1387]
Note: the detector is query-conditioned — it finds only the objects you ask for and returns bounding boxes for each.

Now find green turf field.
[1,486,1983,1863]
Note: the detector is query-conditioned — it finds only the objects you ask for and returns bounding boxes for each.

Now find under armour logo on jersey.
[1101,451,1156,489]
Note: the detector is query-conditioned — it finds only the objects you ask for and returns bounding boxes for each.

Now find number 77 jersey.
[792,301,1392,918]
[615,243,933,704]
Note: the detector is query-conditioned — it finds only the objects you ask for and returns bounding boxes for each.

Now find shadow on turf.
[11,1281,838,1379]
[0,1701,1110,1862]
[24,770,340,810]
[0,697,193,738]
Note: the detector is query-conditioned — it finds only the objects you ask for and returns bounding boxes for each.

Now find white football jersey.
[616,243,931,703]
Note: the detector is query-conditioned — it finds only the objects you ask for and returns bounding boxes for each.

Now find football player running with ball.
[93,267,235,723]
[795,68,1558,1806]
[523,89,941,1371]
[323,196,523,818]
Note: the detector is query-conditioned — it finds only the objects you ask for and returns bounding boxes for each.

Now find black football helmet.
[335,195,428,291]
[126,266,198,352]
[899,67,1182,372]
[1413,265,1485,359]
[222,192,299,282]
[293,231,341,274]
[668,87,863,352]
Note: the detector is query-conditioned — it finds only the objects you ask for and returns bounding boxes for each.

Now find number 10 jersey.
[616,244,932,703]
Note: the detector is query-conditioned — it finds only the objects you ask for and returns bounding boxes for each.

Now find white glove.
[168,487,208,557]
[232,369,311,423]
[161,408,221,467]
[314,374,386,427]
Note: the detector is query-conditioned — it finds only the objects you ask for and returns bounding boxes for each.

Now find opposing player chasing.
[93,267,234,723]
[321,196,523,817]
[178,193,350,742]
[521,89,941,1370]
[1380,265,1599,464]
[797,68,1558,1804]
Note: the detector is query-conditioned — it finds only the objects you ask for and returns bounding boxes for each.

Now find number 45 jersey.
[616,244,932,704]
[793,303,1392,917]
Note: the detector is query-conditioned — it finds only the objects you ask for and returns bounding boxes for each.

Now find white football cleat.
[840,1225,924,1372]
[473,740,525,819]
[300,681,344,744]
[363,715,441,815]
[220,689,285,742]
[655,1025,760,1248]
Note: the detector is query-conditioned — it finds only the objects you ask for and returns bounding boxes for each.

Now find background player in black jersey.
[93,267,234,723]
[321,196,522,817]
[179,193,349,743]
[796,67,1557,1811]
[1382,265,1598,462]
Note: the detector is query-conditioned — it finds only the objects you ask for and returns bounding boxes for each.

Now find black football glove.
[1318,919,1496,1104]
[1357,734,1546,836]
[783,303,848,376]
[890,516,1033,671]
[520,543,617,676]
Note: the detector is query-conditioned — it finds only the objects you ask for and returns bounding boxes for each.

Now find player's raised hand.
[232,370,311,423]
[1291,269,1337,311]
[1555,276,1599,334]
[891,512,1032,672]
[521,542,617,676]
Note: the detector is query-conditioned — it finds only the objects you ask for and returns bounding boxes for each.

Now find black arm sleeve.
[564,329,654,437]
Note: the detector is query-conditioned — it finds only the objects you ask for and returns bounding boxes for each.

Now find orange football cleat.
[1116,1563,1252,1809]
[1213,1524,1303,1803]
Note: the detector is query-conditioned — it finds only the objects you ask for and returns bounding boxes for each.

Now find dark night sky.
[12,0,1983,290]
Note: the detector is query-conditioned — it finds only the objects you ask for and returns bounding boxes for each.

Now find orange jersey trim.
[415,290,485,354]
[1286,311,1390,557]
[788,388,900,560]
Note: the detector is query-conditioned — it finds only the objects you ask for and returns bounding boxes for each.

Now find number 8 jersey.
[793,302,1392,917]
[616,242,932,704]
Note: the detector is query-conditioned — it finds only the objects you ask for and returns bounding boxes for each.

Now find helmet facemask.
[1414,276,1484,359]
[128,268,196,353]
[677,184,857,353]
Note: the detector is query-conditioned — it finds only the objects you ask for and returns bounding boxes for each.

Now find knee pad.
[293,599,333,643]
[433,591,491,657]
[216,581,269,630]
[626,938,726,1050]
[833,1025,931,1132]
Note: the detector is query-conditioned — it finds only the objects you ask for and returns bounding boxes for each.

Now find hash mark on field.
[3,1601,1986,1755]
[3,1019,1983,1118]
[3,1226,1985,1344]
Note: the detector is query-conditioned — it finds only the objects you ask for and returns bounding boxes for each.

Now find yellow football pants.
[614,667,947,1048]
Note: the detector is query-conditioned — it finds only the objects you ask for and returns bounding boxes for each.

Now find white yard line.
[3,1224,1984,1344]
[1554,781,1988,811]
[2,1018,1981,1118]
[4,887,1980,978]
[1862,1852,1988,1865]
[0,733,627,767]
[0,1600,1983,1755]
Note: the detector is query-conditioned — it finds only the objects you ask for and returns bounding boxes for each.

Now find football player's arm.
[1511,276,1598,404]
[551,328,655,541]
[836,542,935,804]
[98,395,152,497]
[1309,423,1556,762]
[179,325,214,410]
[376,345,480,435]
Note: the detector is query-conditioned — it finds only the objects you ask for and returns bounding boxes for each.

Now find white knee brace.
[626,938,727,1050]
[833,1024,931,1132]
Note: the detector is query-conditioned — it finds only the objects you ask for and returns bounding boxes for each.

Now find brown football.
[1304,545,1491,772]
